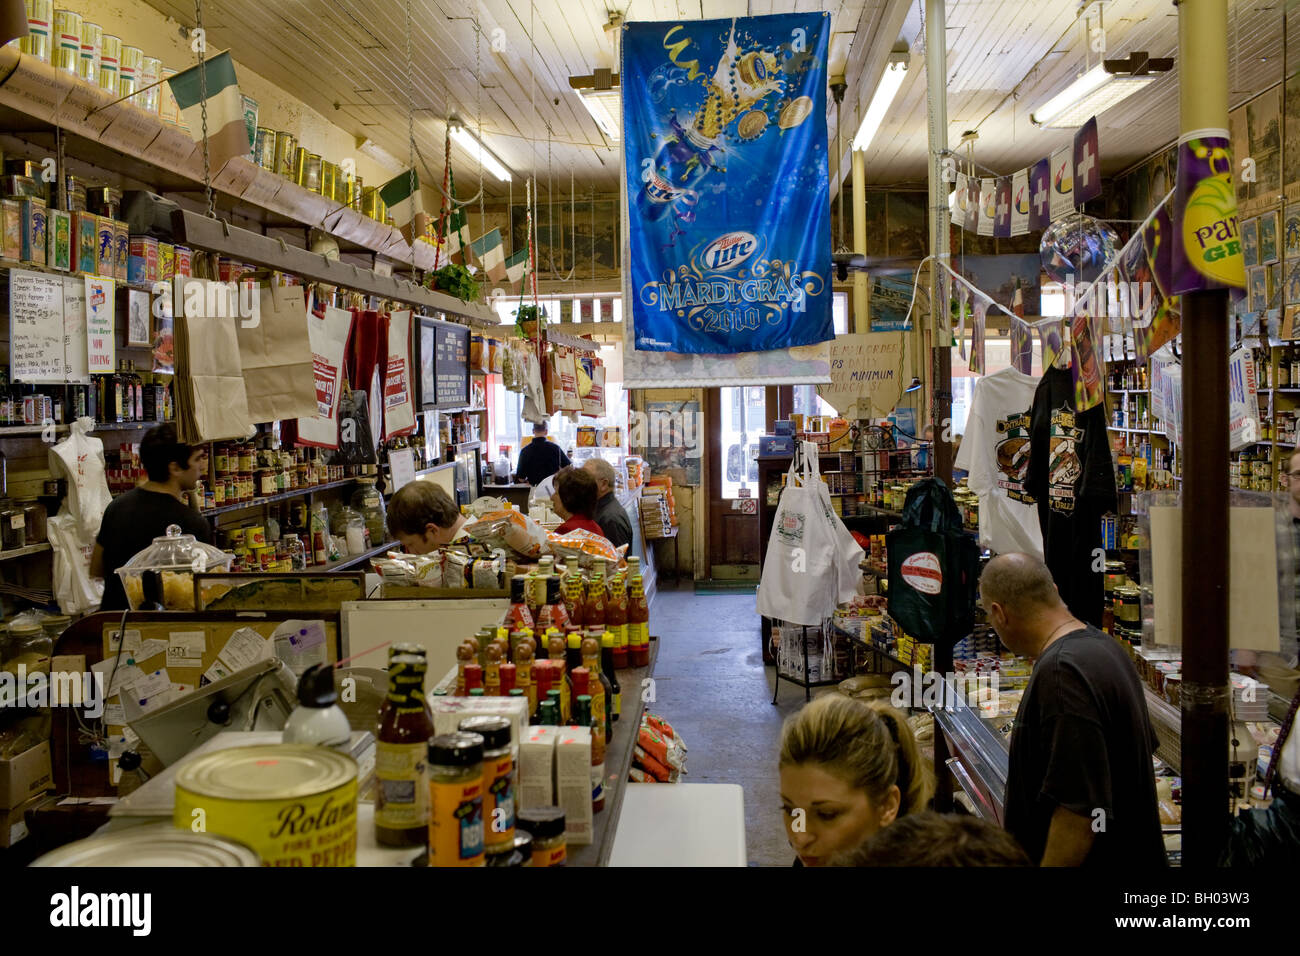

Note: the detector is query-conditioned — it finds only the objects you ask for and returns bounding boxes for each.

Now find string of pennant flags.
[951,116,1102,238]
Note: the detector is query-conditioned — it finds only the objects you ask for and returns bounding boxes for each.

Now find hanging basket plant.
[428,263,480,303]
[514,303,541,339]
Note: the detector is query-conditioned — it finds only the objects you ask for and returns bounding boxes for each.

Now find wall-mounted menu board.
[9,270,67,383]
[418,316,470,409]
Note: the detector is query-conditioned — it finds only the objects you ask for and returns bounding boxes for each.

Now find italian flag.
[471,228,507,282]
[166,53,252,172]
[379,169,430,245]
[505,247,528,289]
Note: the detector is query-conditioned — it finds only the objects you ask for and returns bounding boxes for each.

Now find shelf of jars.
[0,542,51,563]
[199,476,359,518]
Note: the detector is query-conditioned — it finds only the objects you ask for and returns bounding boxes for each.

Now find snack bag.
[637,725,686,772]
[545,528,625,570]
[633,745,675,783]
[464,507,549,558]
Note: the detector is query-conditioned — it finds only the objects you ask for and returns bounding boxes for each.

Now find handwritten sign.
[389,447,417,492]
[9,270,66,383]
[62,278,90,383]
[817,332,909,419]
[432,319,470,408]
[85,275,116,373]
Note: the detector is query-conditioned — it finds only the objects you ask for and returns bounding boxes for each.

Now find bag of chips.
[545,528,625,570]
[464,507,549,558]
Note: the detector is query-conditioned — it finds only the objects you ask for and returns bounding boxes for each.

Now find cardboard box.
[555,726,593,845]
[113,220,129,283]
[96,215,115,277]
[0,795,46,849]
[71,212,97,274]
[158,241,175,282]
[2,198,20,260]
[128,235,158,287]
[431,696,528,751]
[20,197,46,266]
[518,725,557,811]
[759,434,795,457]
[0,741,53,809]
[47,208,70,272]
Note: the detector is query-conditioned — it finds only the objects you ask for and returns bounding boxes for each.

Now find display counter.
[933,678,1010,824]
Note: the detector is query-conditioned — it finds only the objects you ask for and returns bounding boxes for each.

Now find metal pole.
[852,149,868,333]
[1177,0,1230,866]
[926,0,952,488]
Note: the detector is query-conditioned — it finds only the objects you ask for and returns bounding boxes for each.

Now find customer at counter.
[553,467,607,538]
[979,553,1166,867]
[583,458,633,551]
[516,421,570,487]
[386,482,468,554]
[91,424,211,611]
[778,694,931,867]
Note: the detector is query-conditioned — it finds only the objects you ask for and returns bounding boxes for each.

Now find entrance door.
[705,386,770,578]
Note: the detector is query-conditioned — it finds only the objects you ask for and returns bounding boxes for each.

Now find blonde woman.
[778,694,932,867]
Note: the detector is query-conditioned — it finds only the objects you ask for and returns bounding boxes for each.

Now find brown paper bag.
[236,283,317,424]
[174,278,252,444]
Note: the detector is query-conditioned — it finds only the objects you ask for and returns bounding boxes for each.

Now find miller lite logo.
[645,172,677,204]
[700,231,757,272]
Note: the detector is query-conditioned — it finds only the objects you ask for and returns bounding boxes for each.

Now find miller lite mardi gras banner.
[623,14,833,355]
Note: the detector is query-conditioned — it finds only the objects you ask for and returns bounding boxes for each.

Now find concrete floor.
[650,587,837,867]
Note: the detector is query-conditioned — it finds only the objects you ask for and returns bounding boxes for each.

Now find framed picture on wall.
[126,289,152,347]
[1241,217,1259,268]
[1248,266,1268,313]
[1259,209,1280,265]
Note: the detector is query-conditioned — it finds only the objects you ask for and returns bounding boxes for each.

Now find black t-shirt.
[1026,366,1116,626]
[96,488,213,611]
[515,438,570,486]
[1004,626,1167,867]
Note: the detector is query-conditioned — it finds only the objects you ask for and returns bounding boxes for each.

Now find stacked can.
[139,56,162,113]
[118,45,142,97]
[51,9,80,73]
[273,132,296,179]
[98,34,121,92]
[253,128,275,171]
[18,0,53,62]
[77,21,101,83]
[159,68,180,125]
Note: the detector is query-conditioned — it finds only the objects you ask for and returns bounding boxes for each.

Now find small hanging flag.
[994,176,1012,239]
[1011,168,1030,237]
[165,52,250,171]
[1028,158,1051,232]
[978,178,996,237]
[470,228,508,282]
[1073,116,1101,205]
[505,247,528,289]
[1049,145,1074,221]
[379,169,430,246]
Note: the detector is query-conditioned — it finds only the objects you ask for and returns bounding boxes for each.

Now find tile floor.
[649,587,837,866]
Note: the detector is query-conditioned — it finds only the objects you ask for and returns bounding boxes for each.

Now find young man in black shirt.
[90,424,211,611]
[515,421,570,486]
[980,552,1166,867]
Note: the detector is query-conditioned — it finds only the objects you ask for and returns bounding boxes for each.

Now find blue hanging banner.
[623,14,833,354]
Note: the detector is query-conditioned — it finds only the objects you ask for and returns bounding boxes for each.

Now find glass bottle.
[582,635,611,750]
[375,653,435,847]
[627,557,650,667]
[605,569,628,665]
[505,575,535,634]
[601,632,621,722]
[131,361,144,421]
[586,559,607,632]
[515,637,536,717]
[547,634,571,723]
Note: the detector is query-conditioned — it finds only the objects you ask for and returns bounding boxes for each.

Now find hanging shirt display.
[1026,365,1117,627]
[954,366,1043,560]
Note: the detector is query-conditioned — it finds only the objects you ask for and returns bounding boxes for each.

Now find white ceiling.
[140,0,1293,199]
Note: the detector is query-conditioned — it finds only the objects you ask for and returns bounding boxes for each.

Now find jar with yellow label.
[516,806,566,867]
[1115,586,1141,625]
[459,715,514,855]
[427,733,485,867]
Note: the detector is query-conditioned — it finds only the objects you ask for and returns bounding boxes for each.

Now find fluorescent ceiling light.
[576,87,621,141]
[853,60,908,153]
[1031,63,1156,128]
[355,137,403,174]
[449,123,512,182]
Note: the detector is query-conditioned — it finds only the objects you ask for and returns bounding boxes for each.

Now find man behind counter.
[515,421,570,487]
[91,424,211,611]
[583,457,633,552]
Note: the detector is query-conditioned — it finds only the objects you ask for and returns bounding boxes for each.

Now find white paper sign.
[168,631,207,669]
[1228,347,1261,452]
[10,270,66,383]
[62,278,90,383]
[127,639,168,665]
[389,447,417,491]
[90,658,144,697]
[217,627,271,672]
[817,332,909,419]
[85,275,116,373]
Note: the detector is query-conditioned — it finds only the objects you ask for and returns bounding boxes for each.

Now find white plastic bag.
[757,442,863,625]
[49,417,112,541]
[48,512,102,615]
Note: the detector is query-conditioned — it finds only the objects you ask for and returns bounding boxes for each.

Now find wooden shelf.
[317,540,394,572]
[0,542,51,563]
[201,477,357,517]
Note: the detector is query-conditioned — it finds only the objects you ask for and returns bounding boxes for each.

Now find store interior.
[0,0,1294,875]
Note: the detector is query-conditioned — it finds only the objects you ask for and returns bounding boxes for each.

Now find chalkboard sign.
[419,316,470,409]
[9,270,66,383]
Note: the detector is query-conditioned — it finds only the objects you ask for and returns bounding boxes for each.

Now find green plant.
[428,263,479,302]
[513,304,540,323]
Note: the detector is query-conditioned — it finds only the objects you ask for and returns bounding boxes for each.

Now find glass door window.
[720,385,765,500]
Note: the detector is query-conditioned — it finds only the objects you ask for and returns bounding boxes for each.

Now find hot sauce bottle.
[375,653,435,847]
[484,643,502,696]
[605,569,628,665]
[516,638,536,716]
[455,643,475,697]
[627,557,651,667]
[547,633,571,723]
[506,575,535,632]
[601,633,622,722]
[586,559,607,633]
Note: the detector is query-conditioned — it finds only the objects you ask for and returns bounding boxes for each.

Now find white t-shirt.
[954,366,1044,559]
